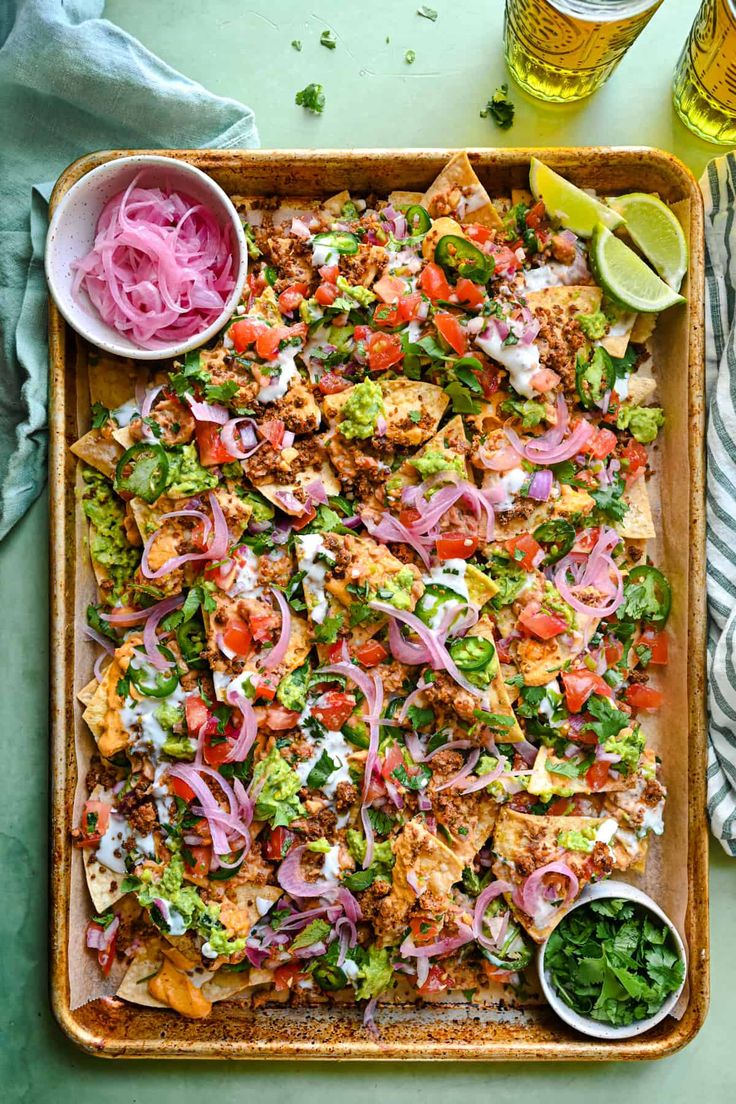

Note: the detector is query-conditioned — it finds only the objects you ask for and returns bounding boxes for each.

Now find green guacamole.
[166,443,217,497]
[616,405,665,444]
[338,379,384,441]
[82,468,140,602]
[409,450,466,479]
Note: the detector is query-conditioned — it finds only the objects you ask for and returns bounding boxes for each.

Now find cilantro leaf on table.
[480,84,515,130]
[320,30,337,50]
[295,83,326,114]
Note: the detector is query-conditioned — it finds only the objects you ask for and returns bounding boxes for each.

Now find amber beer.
[504,0,664,102]
[673,0,736,144]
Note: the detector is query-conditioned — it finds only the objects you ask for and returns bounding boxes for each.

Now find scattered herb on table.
[291,40,302,52]
[320,30,337,50]
[295,83,326,115]
[405,49,416,64]
[545,898,685,1026]
[417,6,438,21]
[480,85,515,130]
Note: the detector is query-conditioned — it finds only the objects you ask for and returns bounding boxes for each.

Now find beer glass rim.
[537,0,664,19]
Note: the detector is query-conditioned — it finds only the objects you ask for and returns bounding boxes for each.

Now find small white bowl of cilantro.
[538,881,687,1040]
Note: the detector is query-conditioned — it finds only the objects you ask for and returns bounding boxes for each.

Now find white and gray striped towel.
[702,154,736,856]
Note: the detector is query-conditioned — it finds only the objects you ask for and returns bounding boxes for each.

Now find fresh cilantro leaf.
[292,39,302,51]
[342,867,376,891]
[204,380,239,404]
[407,704,435,730]
[91,401,111,429]
[480,84,515,129]
[291,919,331,950]
[306,750,338,789]
[584,694,629,741]
[405,49,416,64]
[500,397,546,429]
[408,409,422,424]
[320,30,337,49]
[472,709,514,731]
[444,380,481,415]
[313,613,344,644]
[295,83,326,114]
[168,350,210,396]
[87,603,118,642]
[547,758,588,779]
[590,471,628,522]
[392,763,431,791]
[367,807,395,835]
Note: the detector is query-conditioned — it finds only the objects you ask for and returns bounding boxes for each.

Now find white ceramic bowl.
[45,154,248,361]
[537,879,687,1041]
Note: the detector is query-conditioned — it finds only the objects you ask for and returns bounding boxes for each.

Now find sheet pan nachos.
[71,153,678,1026]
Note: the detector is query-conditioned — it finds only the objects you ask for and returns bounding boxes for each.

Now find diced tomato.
[318,264,339,284]
[315,282,338,306]
[255,324,290,361]
[473,366,501,399]
[258,419,285,449]
[327,640,350,663]
[561,670,612,713]
[605,637,625,667]
[253,679,277,702]
[435,533,478,561]
[547,797,574,816]
[222,618,253,658]
[278,283,309,315]
[77,800,111,846]
[273,962,306,991]
[489,244,522,274]
[373,292,422,328]
[410,915,442,945]
[418,261,452,301]
[353,324,372,344]
[249,607,280,642]
[195,421,238,466]
[531,368,561,393]
[624,684,664,711]
[518,602,569,641]
[639,627,669,665]
[381,743,405,780]
[465,224,492,245]
[263,826,295,862]
[621,439,648,480]
[291,502,317,531]
[230,317,267,352]
[583,426,618,459]
[204,557,236,591]
[574,527,600,554]
[481,961,513,985]
[417,963,455,995]
[318,371,350,394]
[311,690,356,731]
[373,274,408,303]
[185,694,209,736]
[585,760,611,792]
[367,331,403,372]
[455,277,485,309]
[170,775,196,803]
[247,272,267,297]
[87,922,118,977]
[265,705,301,731]
[399,506,421,527]
[434,312,466,355]
[504,533,542,572]
[202,726,234,767]
[525,201,546,229]
[354,641,388,667]
[184,845,211,878]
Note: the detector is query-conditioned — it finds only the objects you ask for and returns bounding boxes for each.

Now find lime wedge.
[529,157,624,238]
[589,224,686,314]
[606,192,688,292]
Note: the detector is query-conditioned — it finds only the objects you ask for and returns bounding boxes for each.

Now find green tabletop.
[2,0,734,1099]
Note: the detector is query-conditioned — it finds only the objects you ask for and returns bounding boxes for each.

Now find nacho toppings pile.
[73,153,673,1023]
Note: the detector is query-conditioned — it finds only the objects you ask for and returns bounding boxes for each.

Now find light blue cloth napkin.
[0,0,259,539]
[701,154,736,855]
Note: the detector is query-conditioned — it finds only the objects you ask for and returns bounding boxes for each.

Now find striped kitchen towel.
[701,153,736,856]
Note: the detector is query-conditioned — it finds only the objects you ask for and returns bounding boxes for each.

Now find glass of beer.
[673,0,736,145]
[504,0,665,102]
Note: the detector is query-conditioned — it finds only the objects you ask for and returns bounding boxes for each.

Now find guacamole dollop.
[166,443,218,497]
[616,404,665,444]
[82,468,140,602]
[557,826,597,853]
[603,724,645,774]
[409,450,466,479]
[335,276,376,307]
[252,745,305,827]
[371,565,416,611]
[576,309,608,340]
[339,379,384,441]
[276,660,311,712]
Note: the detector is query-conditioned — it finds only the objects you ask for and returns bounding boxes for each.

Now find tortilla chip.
[82,657,129,757]
[515,611,598,686]
[630,313,658,343]
[492,808,615,940]
[511,188,534,206]
[617,475,655,540]
[253,457,341,517]
[600,312,636,358]
[78,678,99,708]
[388,190,424,210]
[87,355,145,411]
[395,414,470,487]
[470,616,523,741]
[466,563,499,605]
[117,941,214,1013]
[71,428,123,479]
[251,286,283,326]
[200,971,256,1002]
[80,784,133,912]
[525,285,602,315]
[422,151,503,230]
[626,375,657,405]
[527,745,630,797]
[323,379,449,448]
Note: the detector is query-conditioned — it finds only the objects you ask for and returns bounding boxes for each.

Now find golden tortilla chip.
[617,475,655,540]
[492,808,616,940]
[388,190,424,209]
[471,616,523,741]
[117,940,214,1012]
[422,151,503,230]
[82,656,130,757]
[630,313,658,343]
[87,355,145,411]
[626,375,657,405]
[71,428,123,479]
[397,414,470,483]
[515,611,598,686]
[466,563,499,605]
[525,285,602,315]
[323,379,449,448]
[600,312,637,358]
[528,745,630,797]
[78,678,99,707]
[81,784,133,913]
[253,457,341,517]
[511,188,534,206]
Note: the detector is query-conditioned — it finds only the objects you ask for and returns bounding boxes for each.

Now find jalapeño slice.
[575,347,615,410]
[480,921,533,972]
[114,442,169,504]
[128,645,179,698]
[405,204,431,234]
[533,519,576,566]
[208,851,245,880]
[312,962,348,991]
[312,230,359,255]
[415,583,465,627]
[176,615,207,670]
[448,635,495,671]
[434,235,494,284]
